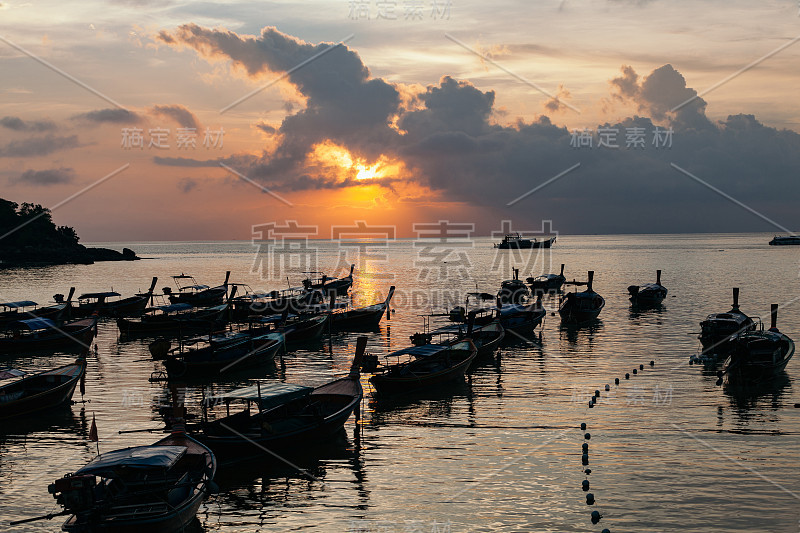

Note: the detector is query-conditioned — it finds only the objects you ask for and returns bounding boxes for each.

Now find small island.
[0,198,139,267]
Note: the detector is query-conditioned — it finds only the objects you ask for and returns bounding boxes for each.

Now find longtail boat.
[0,357,86,419]
[42,430,216,532]
[0,316,97,355]
[73,278,157,318]
[186,337,366,462]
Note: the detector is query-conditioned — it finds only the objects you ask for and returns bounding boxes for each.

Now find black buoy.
[588,401,594,408]
[615,378,620,385]
[639,364,644,370]
[591,510,602,524]
[650,360,654,366]
[584,432,591,440]
[582,479,590,491]
[605,384,610,391]
[582,443,589,452]
[584,468,592,474]
[689,359,694,366]
[595,389,600,397]
[633,368,638,375]
[625,373,630,379]
[580,422,587,430]
[602,529,611,533]
[586,493,595,505]
[582,454,589,465]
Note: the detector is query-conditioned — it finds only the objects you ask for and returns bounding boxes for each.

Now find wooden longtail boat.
[369,340,477,397]
[331,286,395,330]
[187,337,366,462]
[718,304,795,386]
[628,270,667,306]
[165,271,230,307]
[699,288,756,350]
[558,271,605,324]
[302,264,355,296]
[527,264,566,293]
[45,430,216,532]
[73,278,157,318]
[0,288,76,329]
[160,331,285,378]
[0,316,97,355]
[0,357,86,419]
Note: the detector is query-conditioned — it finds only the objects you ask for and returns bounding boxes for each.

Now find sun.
[309,141,404,183]
[355,163,381,180]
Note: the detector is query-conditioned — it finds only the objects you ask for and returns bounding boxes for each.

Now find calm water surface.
[1,233,799,532]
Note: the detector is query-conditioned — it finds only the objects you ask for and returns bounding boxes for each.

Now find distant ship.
[769,235,800,246]
[494,233,556,249]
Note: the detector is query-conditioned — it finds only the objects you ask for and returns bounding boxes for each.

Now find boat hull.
[0,360,84,420]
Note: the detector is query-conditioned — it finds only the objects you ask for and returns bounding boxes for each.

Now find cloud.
[177,177,198,192]
[157,24,800,233]
[158,24,402,187]
[610,64,711,130]
[0,116,57,131]
[149,104,201,129]
[72,108,141,123]
[154,156,224,167]
[543,84,572,113]
[12,167,74,186]
[0,135,82,157]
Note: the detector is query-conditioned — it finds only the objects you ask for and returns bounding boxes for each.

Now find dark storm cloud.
[149,104,201,129]
[12,167,74,186]
[158,25,800,233]
[0,116,57,131]
[0,135,82,157]
[158,24,401,182]
[72,108,142,123]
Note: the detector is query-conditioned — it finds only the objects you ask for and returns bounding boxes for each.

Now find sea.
[1,233,798,532]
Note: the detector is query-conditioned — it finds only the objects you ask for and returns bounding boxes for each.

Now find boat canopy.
[0,300,37,309]
[78,291,121,300]
[0,368,26,380]
[181,284,210,291]
[75,445,187,477]
[154,303,194,314]
[17,317,57,330]
[389,344,449,359]
[204,381,313,409]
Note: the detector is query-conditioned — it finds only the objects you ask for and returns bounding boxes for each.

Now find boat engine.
[53,293,65,303]
[410,332,433,346]
[627,285,640,297]
[49,474,96,512]
[449,306,466,323]
[361,353,379,373]
[162,286,173,295]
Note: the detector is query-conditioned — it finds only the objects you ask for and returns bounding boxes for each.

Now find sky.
[2,0,800,240]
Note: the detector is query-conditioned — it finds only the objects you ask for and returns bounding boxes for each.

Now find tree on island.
[0,197,137,265]
[0,198,82,251]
